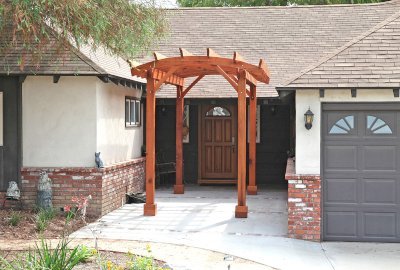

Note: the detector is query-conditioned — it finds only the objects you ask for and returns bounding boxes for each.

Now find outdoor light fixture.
[304,108,314,130]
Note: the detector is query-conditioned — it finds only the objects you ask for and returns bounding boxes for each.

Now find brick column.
[285,158,321,241]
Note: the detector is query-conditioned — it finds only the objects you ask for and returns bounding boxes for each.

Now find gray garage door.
[323,103,400,242]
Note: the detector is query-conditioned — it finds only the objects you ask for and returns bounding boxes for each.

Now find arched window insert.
[367,115,392,134]
[206,106,231,117]
[329,115,354,134]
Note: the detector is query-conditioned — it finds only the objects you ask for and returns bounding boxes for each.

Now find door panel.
[322,105,400,242]
[199,105,237,183]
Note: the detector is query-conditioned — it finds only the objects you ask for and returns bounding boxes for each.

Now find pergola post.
[174,85,184,194]
[144,70,157,216]
[248,84,257,195]
[235,70,248,218]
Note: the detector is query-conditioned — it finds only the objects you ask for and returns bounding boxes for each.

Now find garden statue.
[95,152,104,168]
[37,170,53,209]
[6,181,20,200]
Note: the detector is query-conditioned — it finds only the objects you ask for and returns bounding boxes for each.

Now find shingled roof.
[282,10,400,89]
[0,30,145,84]
[147,0,400,98]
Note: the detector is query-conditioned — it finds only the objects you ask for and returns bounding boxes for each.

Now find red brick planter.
[285,158,321,241]
[20,158,145,217]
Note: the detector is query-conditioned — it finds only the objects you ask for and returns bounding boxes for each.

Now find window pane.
[135,100,140,125]
[206,106,231,117]
[125,99,130,126]
[131,100,136,125]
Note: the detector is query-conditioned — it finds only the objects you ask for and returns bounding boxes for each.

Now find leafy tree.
[0,0,167,69]
[177,0,386,7]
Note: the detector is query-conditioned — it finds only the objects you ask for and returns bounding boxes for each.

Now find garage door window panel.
[366,115,394,135]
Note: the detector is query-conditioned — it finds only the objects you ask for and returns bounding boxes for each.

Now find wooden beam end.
[153,52,166,61]
[179,48,193,57]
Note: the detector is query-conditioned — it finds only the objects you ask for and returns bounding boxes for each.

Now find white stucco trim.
[295,89,400,174]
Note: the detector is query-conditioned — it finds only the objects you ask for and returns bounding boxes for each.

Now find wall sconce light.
[304,108,314,130]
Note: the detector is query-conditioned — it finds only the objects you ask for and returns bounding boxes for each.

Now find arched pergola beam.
[131,56,269,85]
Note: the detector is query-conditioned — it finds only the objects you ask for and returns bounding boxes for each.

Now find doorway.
[198,104,237,184]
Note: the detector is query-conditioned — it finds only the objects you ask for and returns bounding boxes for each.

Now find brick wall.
[19,158,145,217]
[285,158,321,241]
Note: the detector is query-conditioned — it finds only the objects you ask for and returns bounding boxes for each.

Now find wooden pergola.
[131,48,270,218]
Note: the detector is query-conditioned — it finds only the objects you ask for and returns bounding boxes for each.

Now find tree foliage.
[0,0,167,69]
[177,0,386,7]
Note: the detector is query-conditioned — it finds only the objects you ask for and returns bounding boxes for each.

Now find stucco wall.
[23,76,97,167]
[296,89,400,174]
[0,92,3,146]
[96,81,143,165]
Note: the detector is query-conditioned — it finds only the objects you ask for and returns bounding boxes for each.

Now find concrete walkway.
[72,186,400,270]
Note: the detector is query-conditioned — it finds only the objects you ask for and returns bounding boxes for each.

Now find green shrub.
[35,207,57,232]
[0,239,93,270]
[27,238,92,270]
[8,211,22,227]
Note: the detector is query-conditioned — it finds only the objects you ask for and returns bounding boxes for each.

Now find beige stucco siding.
[23,76,97,167]
[96,81,143,165]
[296,89,400,174]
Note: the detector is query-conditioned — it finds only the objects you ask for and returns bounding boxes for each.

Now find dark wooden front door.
[199,105,237,184]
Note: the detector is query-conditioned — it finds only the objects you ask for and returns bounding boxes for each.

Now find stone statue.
[37,171,52,209]
[95,152,104,168]
[6,181,20,200]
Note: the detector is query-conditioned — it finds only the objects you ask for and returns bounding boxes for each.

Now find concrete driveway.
[72,185,400,270]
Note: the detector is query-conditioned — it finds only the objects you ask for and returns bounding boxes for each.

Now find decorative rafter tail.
[207,48,220,58]
[234,51,245,63]
[153,52,167,61]
[179,48,193,57]
[258,59,269,73]
[127,59,141,68]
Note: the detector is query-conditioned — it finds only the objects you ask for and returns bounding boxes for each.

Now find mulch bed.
[0,209,95,240]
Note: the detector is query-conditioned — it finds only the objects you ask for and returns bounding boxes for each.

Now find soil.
[0,209,95,240]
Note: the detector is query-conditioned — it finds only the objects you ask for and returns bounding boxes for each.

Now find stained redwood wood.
[144,70,157,216]
[132,68,184,86]
[182,75,204,97]
[179,48,193,57]
[131,56,269,84]
[235,70,248,218]
[207,48,220,58]
[233,51,245,63]
[154,52,167,61]
[174,86,184,194]
[154,66,179,91]
[248,84,257,195]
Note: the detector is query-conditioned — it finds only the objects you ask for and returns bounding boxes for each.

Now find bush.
[35,207,56,232]
[8,211,22,227]
[0,238,93,270]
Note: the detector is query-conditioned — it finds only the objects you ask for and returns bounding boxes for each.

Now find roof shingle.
[146,0,400,98]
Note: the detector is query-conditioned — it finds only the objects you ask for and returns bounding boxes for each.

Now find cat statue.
[95,152,104,168]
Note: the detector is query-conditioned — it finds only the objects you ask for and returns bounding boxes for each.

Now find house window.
[125,97,141,127]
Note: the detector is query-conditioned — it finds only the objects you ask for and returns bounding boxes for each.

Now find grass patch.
[35,207,56,232]
[8,211,22,227]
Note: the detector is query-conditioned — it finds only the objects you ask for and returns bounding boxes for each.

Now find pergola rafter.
[130,48,270,218]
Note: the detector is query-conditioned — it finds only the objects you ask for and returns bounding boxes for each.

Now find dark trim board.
[0,76,22,191]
